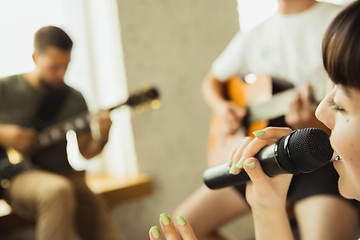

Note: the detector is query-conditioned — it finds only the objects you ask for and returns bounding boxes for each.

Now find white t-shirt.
[212,2,342,97]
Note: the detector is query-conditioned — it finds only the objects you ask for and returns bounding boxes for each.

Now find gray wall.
[113,0,245,239]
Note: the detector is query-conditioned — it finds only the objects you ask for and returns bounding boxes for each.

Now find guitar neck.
[247,86,324,124]
[30,87,159,154]
[108,102,126,111]
[247,88,297,123]
[32,101,126,153]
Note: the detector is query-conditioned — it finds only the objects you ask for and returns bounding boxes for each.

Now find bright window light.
[0,0,64,77]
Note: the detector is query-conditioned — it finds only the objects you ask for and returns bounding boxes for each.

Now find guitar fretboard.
[32,111,91,152]
[28,87,159,154]
[248,89,298,123]
[248,86,326,124]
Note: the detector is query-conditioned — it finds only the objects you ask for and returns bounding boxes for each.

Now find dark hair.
[34,26,73,53]
[322,1,360,90]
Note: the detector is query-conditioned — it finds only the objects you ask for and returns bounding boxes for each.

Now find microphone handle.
[203,144,288,190]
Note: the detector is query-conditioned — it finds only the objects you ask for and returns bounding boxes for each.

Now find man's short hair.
[34,26,73,53]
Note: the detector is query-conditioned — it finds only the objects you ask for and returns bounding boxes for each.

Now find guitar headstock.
[125,87,160,110]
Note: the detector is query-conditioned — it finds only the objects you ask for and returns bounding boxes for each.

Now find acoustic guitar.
[207,75,327,167]
[0,87,160,192]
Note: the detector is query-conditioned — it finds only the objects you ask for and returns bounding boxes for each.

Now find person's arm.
[229,127,294,240]
[252,208,293,240]
[77,110,112,159]
[77,132,104,159]
[0,81,36,152]
[203,31,248,134]
[202,71,246,134]
[0,124,36,152]
[201,71,228,113]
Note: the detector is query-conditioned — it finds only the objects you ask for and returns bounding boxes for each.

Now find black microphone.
[203,128,336,190]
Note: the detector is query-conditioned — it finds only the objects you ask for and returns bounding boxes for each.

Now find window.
[0,0,64,76]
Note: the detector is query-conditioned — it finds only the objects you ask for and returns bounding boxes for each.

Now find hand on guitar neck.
[216,101,247,135]
[92,109,112,146]
[0,125,37,153]
[76,109,113,159]
[285,84,330,134]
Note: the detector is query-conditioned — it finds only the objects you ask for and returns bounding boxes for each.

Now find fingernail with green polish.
[236,158,246,168]
[160,213,170,225]
[246,162,256,169]
[229,163,237,174]
[253,130,265,137]
[151,226,160,238]
[227,159,233,167]
[177,216,186,226]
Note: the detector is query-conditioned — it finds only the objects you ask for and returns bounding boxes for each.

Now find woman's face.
[316,85,360,200]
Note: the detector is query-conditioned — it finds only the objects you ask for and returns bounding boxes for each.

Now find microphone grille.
[276,128,333,174]
[276,133,303,174]
[288,128,333,172]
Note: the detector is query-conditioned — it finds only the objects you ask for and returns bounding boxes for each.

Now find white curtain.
[61,0,138,178]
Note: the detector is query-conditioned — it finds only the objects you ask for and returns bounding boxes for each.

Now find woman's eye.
[328,99,345,113]
[333,106,345,112]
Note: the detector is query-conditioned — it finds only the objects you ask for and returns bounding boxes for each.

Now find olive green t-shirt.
[0,74,89,172]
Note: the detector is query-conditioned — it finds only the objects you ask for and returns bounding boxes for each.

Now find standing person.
[0,26,123,240]
[173,1,358,240]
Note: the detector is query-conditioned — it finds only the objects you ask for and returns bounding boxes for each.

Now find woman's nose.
[315,88,336,130]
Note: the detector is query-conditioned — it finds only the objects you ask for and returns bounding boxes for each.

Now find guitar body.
[207,75,291,167]
[0,147,30,196]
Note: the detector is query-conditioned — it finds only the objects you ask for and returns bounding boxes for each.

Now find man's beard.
[39,77,66,93]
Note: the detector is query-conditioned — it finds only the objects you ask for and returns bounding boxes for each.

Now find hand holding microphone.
[204,127,335,189]
[203,127,335,213]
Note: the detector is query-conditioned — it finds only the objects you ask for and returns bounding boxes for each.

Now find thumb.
[243,157,269,190]
[230,103,246,119]
[301,84,312,107]
[303,83,312,100]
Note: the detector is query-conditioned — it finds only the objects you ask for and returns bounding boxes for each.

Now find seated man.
[0,26,123,240]
[174,1,358,239]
